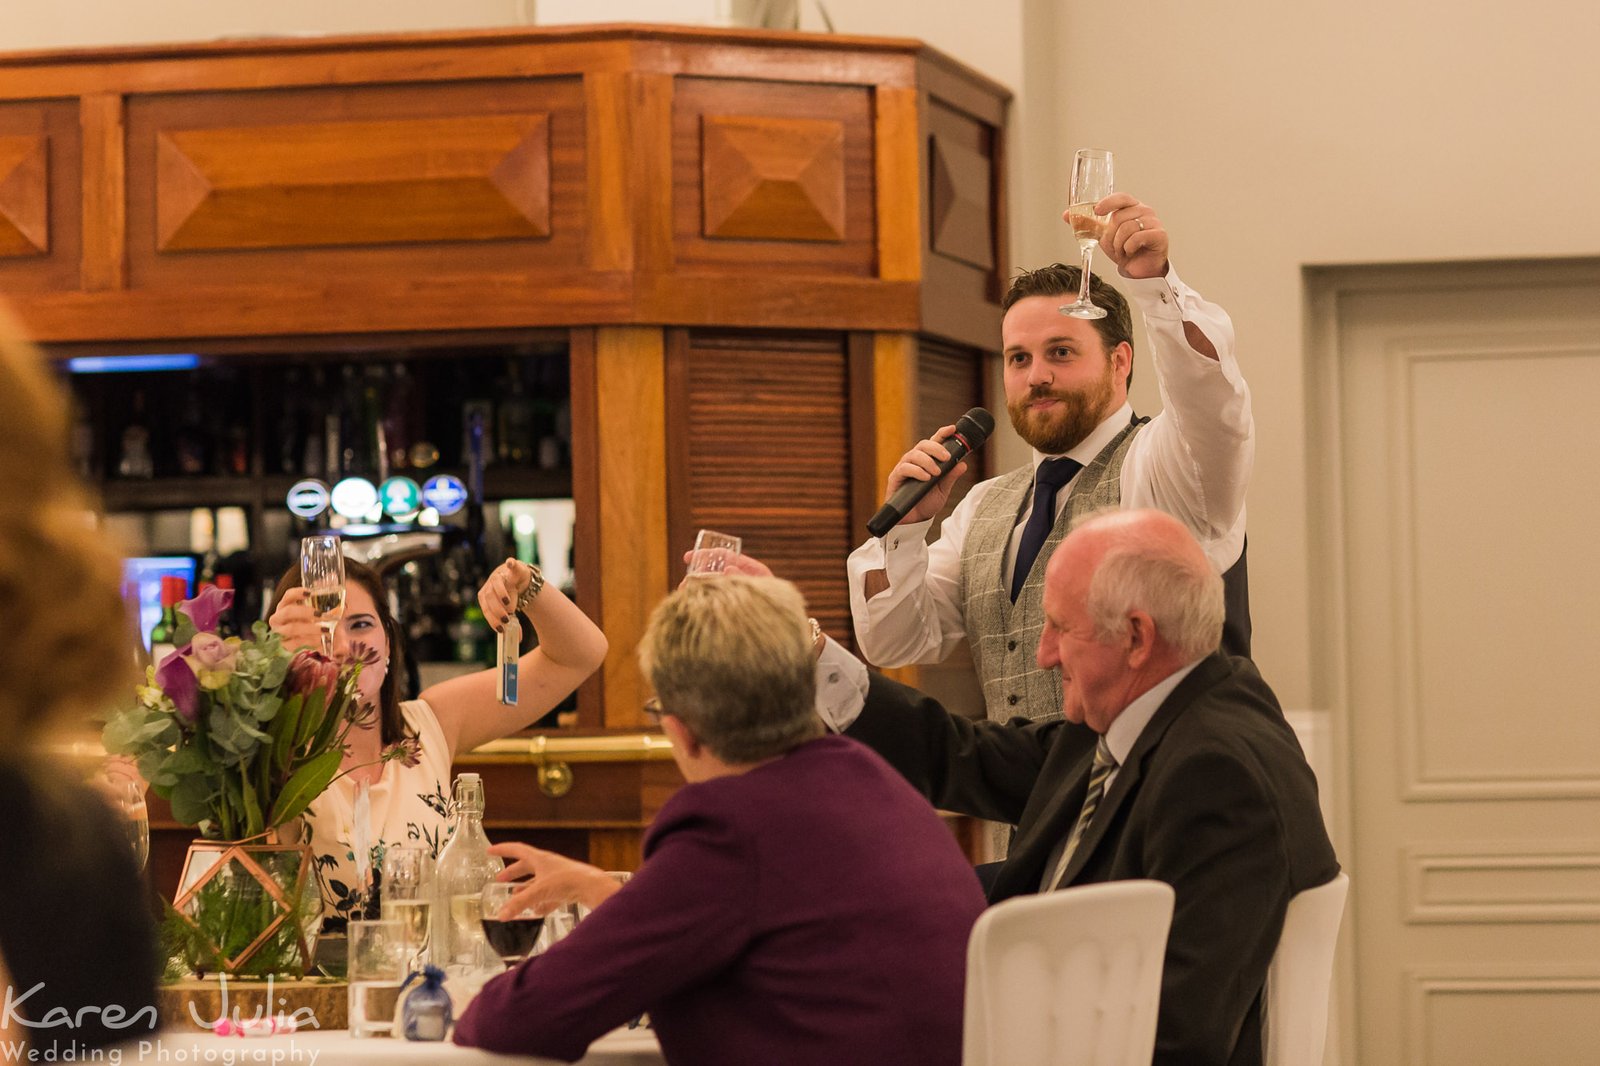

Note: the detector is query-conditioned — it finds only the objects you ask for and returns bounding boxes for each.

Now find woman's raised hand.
[268,587,322,653]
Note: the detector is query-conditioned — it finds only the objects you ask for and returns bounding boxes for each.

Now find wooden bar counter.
[8,24,1007,870]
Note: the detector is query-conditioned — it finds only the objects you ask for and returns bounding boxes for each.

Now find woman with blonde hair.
[0,312,159,1054]
[455,575,984,1065]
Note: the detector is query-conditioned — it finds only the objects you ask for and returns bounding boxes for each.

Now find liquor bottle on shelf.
[542,396,571,471]
[383,362,418,473]
[362,365,387,482]
[174,393,208,477]
[322,367,349,483]
[117,390,155,480]
[303,366,329,479]
[496,360,535,466]
[225,424,250,477]
[339,364,363,478]
[462,399,495,473]
[148,575,184,666]
[214,574,237,638]
[278,367,304,475]
[71,400,94,480]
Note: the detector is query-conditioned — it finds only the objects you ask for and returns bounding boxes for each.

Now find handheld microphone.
[866,408,995,538]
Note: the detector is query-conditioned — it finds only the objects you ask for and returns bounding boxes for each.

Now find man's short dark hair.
[1003,264,1135,388]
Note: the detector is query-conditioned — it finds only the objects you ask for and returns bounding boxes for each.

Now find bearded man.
[844,193,1253,746]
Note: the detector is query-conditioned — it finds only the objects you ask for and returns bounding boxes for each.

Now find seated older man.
[815,509,1339,1066]
[454,575,986,1066]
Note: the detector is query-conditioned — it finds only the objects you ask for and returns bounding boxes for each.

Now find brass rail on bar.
[460,732,676,797]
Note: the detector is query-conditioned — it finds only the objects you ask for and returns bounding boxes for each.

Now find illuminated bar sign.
[422,475,468,516]
[286,479,330,519]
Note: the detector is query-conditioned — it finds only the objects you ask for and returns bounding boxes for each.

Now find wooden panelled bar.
[2,24,1009,869]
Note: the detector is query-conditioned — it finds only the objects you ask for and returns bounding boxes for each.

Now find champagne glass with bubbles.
[301,534,346,657]
[380,846,433,970]
[1060,148,1114,320]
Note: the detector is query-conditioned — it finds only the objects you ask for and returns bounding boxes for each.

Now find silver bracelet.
[515,563,546,614]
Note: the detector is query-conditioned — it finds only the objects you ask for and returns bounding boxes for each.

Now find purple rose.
[178,586,234,635]
[156,646,200,724]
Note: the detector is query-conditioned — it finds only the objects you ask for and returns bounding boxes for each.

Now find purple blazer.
[455,735,986,1065]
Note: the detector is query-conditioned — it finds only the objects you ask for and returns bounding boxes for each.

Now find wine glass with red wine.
[480,881,545,968]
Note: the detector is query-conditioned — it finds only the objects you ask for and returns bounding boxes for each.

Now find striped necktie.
[1046,736,1119,889]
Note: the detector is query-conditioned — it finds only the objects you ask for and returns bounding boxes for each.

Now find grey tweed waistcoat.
[959,419,1145,725]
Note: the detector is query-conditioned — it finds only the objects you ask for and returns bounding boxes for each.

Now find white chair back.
[963,879,1175,1066]
[1263,872,1350,1066]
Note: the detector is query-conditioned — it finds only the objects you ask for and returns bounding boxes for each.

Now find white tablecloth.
[130,1027,664,1064]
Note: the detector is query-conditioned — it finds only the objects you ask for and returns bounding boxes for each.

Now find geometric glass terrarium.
[171,840,322,977]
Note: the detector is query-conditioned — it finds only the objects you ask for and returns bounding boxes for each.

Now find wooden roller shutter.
[666,329,862,648]
[917,336,991,539]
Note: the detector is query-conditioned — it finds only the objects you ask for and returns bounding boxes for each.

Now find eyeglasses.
[642,697,664,724]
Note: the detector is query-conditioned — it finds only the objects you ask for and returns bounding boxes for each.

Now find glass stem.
[1077,244,1095,305]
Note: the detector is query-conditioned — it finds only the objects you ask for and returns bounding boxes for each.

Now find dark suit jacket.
[847,653,1339,1066]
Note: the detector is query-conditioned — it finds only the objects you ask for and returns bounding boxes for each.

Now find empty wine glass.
[300,534,346,657]
[1060,148,1114,320]
[685,530,741,577]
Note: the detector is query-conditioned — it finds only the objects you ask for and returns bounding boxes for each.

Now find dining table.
[127,1026,665,1064]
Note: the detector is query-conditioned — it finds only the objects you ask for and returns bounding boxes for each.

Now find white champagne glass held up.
[300,533,346,657]
[1060,148,1114,320]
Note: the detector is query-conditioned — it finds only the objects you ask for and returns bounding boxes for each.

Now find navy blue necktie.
[1009,457,1082,603]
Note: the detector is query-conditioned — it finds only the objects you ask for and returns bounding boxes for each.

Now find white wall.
[1046,0,1600,705]
[0,0,536,51]
[10,0,1598,706]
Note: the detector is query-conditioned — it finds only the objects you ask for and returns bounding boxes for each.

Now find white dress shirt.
[846,265,1253,669]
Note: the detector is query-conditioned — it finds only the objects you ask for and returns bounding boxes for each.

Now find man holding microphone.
[847,192,1255,750]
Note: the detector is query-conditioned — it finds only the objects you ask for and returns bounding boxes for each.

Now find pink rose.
[188,632,240,691]
[190,632,238,672]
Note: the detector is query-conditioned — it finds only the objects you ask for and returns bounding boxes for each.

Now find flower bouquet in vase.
[103,586,370,977]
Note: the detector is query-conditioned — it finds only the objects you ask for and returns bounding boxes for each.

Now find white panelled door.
[1327,266,1600,1066]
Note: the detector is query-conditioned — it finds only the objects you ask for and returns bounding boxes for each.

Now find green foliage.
[102,623,365,841]
[165,849,321,978]
[268,749,344,828]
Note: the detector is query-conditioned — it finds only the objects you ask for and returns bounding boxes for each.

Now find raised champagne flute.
[300,533,346,657]
[1060,148,1114,320]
